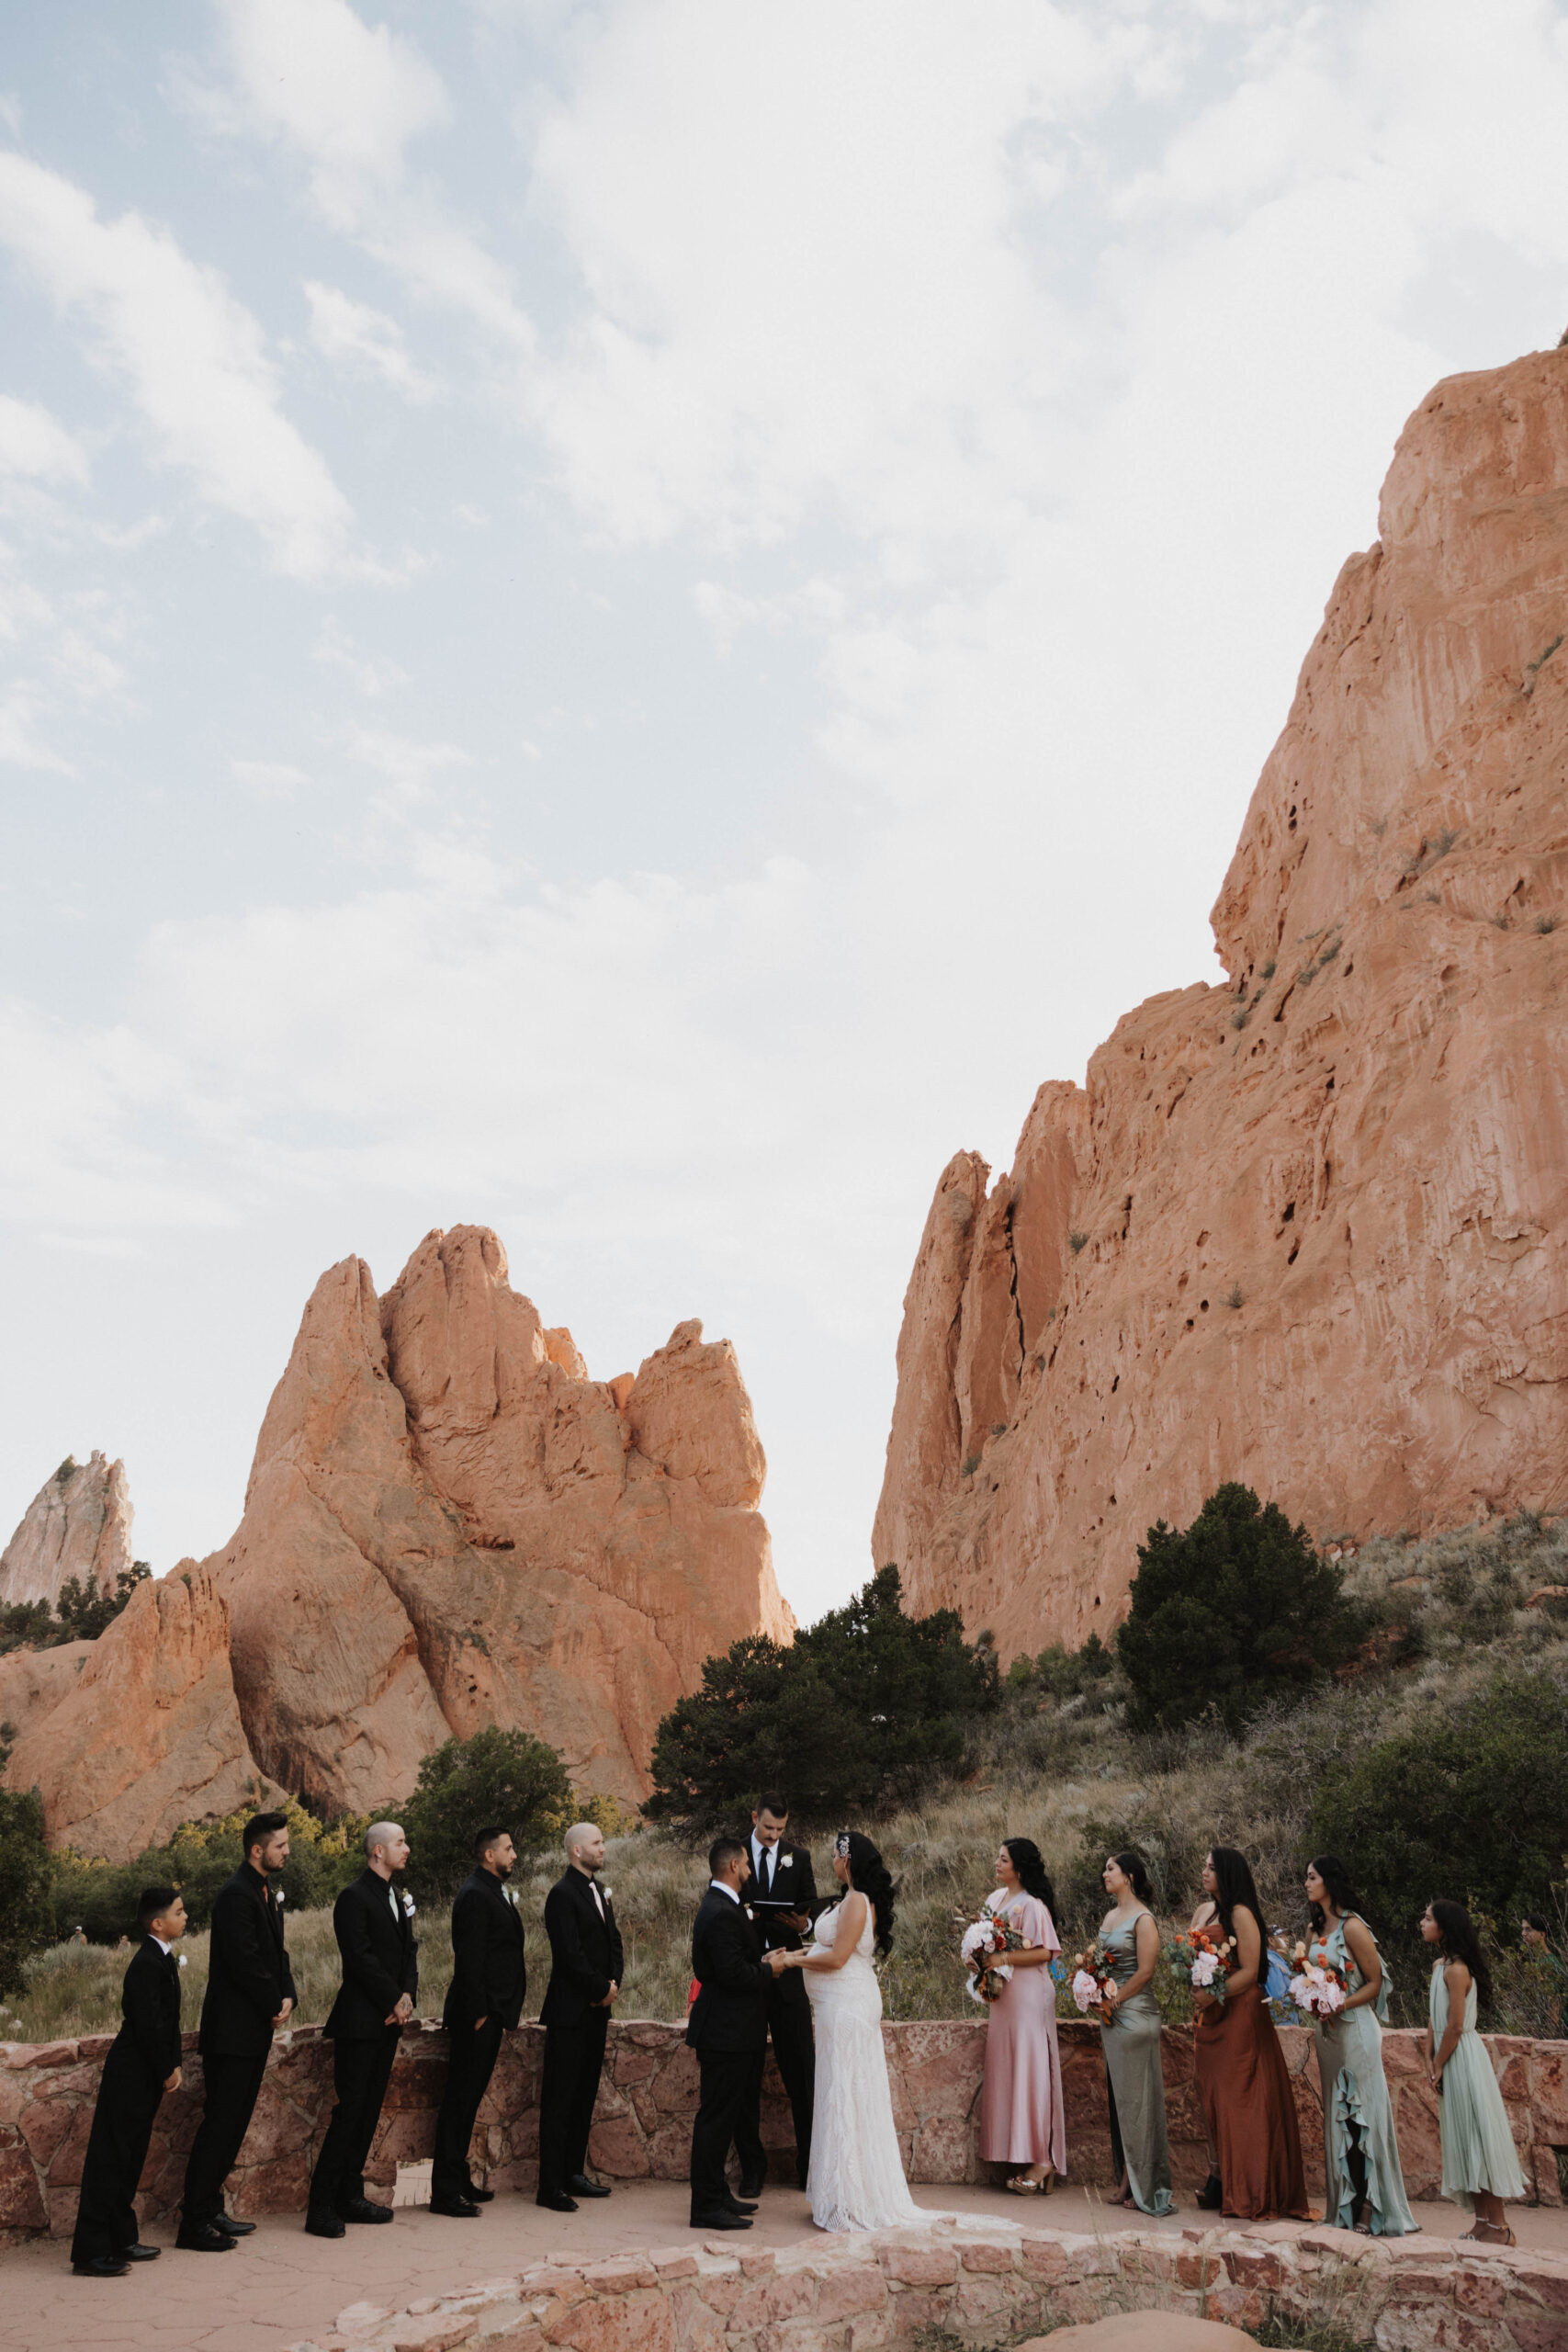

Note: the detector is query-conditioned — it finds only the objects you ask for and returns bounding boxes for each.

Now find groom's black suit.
[736,1834,818,2188]
[686,1886,772,2222]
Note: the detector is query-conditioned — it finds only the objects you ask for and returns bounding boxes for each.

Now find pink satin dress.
[977,1891,1066,2173]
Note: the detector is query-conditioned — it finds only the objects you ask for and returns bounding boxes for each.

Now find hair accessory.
[835,1833,852,1857]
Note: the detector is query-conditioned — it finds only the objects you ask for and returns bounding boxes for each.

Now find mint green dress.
[1429,1962,1525,2208]
[1100,1914,1172,2216]
[1309,1919,1416,2235]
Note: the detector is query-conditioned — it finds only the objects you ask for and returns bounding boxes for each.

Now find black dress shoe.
[1195,2173,1224,2211]
[738,2175,765,2200]
[726,2197,758,2215]
[536,2190,578,2212]
[175,2222,236,2252]
[429,2197,479,2218]
[567,2174,611,2199]
[304,2211,346,2239]
[214,2213,256,2236]
[467,2186,495,2202]
[73,2256,130,2277]
[123,2245,162,2261]
[340,2196,394,2223]
[692,2208,751,2230]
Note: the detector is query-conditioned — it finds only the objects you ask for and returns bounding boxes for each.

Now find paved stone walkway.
[10,2182,1568,2352]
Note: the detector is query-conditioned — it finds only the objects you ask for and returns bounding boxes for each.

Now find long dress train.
[803,1898,924,2231]
[1100,1913,1172,2216]
[1429,1962,1525,2211]
[978,1889,1066,2178]
[1310,1917,1416,2235]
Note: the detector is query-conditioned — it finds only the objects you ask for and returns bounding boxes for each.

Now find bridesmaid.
[1303,1856,1416,2235]
[1191,1847,1310,2221]
[1423,1899,1525,2245]
[1097,1850,1172,2215]
[976,1838,1066,2195]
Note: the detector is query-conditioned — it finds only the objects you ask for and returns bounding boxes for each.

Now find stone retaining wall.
[3,2018,1564,2241]
[276,2218,1568,2352]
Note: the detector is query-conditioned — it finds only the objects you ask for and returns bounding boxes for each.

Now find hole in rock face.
[1282,1203,1295,1223]
[1287,1240,1300,1265]
[1200,1299,1209,1312]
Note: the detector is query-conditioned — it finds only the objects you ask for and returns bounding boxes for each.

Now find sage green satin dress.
[1100,1914,1172,2216]
[1309,1918,1416,2235]
[1429,1962,1525,2209]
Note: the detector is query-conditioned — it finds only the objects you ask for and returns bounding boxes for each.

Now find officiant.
[734,1793,818,2193]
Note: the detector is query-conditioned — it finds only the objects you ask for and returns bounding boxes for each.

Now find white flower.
[1071,1969,1105,2013]
[776,1855,792,1870]
[401,1892,417,1916]
[601,1887,613,1903]
[275,1890,286,1907]
[178,1954,188,1969]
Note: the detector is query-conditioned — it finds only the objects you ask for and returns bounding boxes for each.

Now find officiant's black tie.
[760,1849,772,1899]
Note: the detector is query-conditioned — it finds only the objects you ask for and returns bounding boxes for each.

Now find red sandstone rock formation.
[209,1225,790,1815]
[4,1567,277,1856]
[874,349,1568,1659]
[0,1451,134,1609]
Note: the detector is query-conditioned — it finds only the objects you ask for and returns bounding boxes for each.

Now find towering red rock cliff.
[0,1451,135,1609]
[874,350,1568,1659]
[209,1226,790,1816]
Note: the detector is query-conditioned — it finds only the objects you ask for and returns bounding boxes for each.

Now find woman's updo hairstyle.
[1109,1849,1154,1906]
[1002,1838,1057,1917]
[837,1831,898,1956]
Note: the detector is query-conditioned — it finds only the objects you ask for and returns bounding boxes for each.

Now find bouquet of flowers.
[955,1902,1027,2005]
[1286,1941,1349,2021]
[1069,1941,1119,2021]
[1173,1924,1237,2005]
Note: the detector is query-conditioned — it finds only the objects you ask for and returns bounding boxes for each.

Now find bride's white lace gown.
[803,1897,925,2231]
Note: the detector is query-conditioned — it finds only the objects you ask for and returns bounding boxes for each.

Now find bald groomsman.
[536,1823,622,2211]
[305,1823,417,2237]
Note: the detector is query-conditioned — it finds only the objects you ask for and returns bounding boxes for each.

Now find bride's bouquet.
[1286,1941,1349,2021]
[1173,1924,1238,2006]
[955,1901,1026,2005]
[1069,1941,1119,2021]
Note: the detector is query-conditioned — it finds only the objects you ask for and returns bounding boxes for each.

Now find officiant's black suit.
[736,1835,818,2189]
[182,1864,296,2228]
[433,1868,526,2204]
[686,1887,773,2222]
[72,1936,183,2265]
[307,1871,418,2219]
[537,1868,622,2200]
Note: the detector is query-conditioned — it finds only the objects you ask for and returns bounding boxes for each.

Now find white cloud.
[0,150,354,577]
[345,726,474,801]
[305,278,434,399]
[313,615,409,696]
[231,758,310,797]
[0,392,88,483]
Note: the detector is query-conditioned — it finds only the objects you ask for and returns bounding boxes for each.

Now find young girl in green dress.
[1422,1899,1524,2245]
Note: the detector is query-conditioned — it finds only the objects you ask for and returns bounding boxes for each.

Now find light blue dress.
[1430,1962,1525,2209]
[1309,1918,1416,2235]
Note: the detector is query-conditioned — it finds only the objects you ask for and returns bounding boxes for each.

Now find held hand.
[394,1993,414,2023]
[783,1910,811,1932]
[274,1996,295,2026]
[164,2066,182,2093]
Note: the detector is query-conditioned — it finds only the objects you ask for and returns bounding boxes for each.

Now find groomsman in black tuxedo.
[536,1821,623,2212]
[71,1886,187,2277]
[179,1810,296,2252]
[305,1822,418,2236]
[686,1837,789,2231]
[431,1825,526,2216]
[735,1792,818,2193]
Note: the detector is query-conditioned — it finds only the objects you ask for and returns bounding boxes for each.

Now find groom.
[735,1793,817,2192]
[686,1838,788,2231]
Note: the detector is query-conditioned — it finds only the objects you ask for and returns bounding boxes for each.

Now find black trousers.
[182,2051,268,2225]
[433,2016,504,2201]
[734,1987,814,2188]
[72,2051,162,2262]
[308,2032,400,2215]
[691,2046,758,2219]
[537,2011,608,2198]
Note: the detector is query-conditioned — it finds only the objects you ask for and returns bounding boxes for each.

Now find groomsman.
[736,1792,818,2192]
[305,1823,417,2236]
[71,1886,186,2277]
[179,1810,296,2252]
[687,1838,788,2231]
[430,1826,526,2216]
[536,1822,622,2211]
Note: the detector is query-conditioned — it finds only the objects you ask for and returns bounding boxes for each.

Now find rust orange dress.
[1195,1973,1311,2221]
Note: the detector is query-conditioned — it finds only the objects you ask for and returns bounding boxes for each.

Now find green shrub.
[1308,1668,1568,1959]
[51,1796,369,1944]
[0,1785,53,1997]
[1116,1483,1364,1733]
[0,1563,150,1657]
[645,1566,998,1832]
[401,1724,574,1900]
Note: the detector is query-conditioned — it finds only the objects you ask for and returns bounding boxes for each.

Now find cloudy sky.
[3,0,1565,1625]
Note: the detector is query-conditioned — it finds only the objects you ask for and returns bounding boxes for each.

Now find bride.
[778,1831,925,2231]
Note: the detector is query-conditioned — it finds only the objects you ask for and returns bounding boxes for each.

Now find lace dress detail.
[803,1896,924,2232]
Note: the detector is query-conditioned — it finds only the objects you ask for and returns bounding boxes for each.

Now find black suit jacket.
[197,1865,297,2058]
[539,1870,623,2029]
[739,1837,818,2011]
[324,1871,419,2041]
[686,1887,770,2055]
[108,1936,183,2093]
[443,1869,526,2031]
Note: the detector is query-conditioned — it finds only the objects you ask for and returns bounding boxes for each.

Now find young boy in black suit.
[72,1886,187,2277]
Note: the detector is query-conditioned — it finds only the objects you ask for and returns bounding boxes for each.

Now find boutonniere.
[601,1886,614,1904]
[505,1887,519,1907]
[401,1891,417,1917]
[776,1853,793,1869]
[745,1906,755,1920]
[178,1953,188,1969]
[274,1889,285,1907]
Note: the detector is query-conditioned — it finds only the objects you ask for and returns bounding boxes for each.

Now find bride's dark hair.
[838,1831,898,1956]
